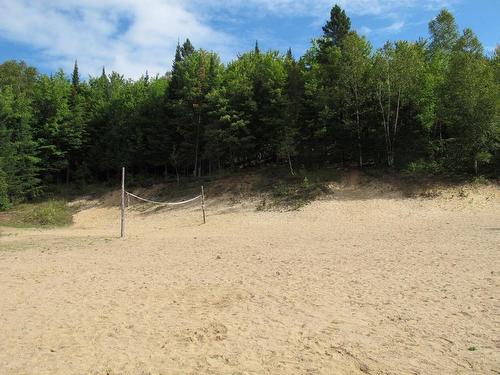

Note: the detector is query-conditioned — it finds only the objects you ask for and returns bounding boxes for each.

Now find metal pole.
[121,167,125,238]
[201,185,206,224]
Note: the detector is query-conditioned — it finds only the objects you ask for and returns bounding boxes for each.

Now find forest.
[0,6,498,209]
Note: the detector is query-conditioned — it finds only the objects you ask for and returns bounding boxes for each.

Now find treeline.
[0,6,499,208]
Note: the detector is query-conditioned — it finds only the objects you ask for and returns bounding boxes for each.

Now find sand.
[0,186,499,374]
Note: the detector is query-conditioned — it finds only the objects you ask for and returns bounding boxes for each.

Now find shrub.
[404,159,440,175]
[0,167,9,210]
[0,200,74,227]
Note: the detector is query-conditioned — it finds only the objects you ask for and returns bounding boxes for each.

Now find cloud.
[195,0,459,17]
[381,21,406,33]
[0,0,460,78]
[0,0,235,78]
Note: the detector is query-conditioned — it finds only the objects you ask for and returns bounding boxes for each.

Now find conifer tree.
[322,4,351,48]
[254,40,260,55]
[181,38,195,59]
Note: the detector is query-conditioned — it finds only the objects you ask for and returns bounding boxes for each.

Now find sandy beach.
[1,185,499,374]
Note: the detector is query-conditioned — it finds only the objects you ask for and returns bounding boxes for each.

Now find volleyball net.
[119,167,206,238]
[125,191,202,206]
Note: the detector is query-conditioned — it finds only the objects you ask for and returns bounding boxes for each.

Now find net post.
[120,167,125,238]
[201,185,206,224]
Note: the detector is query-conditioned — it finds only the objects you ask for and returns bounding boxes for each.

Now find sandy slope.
[0,186,499,374]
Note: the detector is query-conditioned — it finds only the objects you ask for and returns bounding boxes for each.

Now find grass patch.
[0,200,75,228]
[258,176,330,210]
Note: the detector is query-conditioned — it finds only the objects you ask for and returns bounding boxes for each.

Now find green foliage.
[0,200,74,227]
[321,4,351,49]
[404,160,440,175]
[439,29,498,173]
[373,41,427,167]
[429,9,459,54]
[0,83,41,205]
[270,176,326,210]
[338,32,372,167]
[0,6,498,206]
[0,166,9,210]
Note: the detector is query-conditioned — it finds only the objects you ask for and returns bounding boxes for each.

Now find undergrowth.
[258,171,334,210]
[0,200,75,228]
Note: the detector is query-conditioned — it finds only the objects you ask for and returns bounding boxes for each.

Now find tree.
[70,60,80,104]
[426,9,460,152]
[338,32,372,167]
[299,41,338,167]
[492,45,500,84]
[0,6,496,196]
[181,38,195,59]
[33,70,72,182]
[67,60,87,183]
[0,60,38,97]
[440,29,498,174]
[321,4,351,49]
[166,43,224,176]
[254,40,260,55]
[279,49,303,175]
[0,85,40,204]
[429,9,459,54]
[0,60,39,202]
[374,41,426,167]
[0,166,8,209]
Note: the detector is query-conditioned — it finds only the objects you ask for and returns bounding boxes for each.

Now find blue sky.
[0,0,498,78]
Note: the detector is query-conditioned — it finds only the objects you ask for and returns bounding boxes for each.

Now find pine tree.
[279,48,303,175]
[181,38,195,59]
[0,86,40,203]
[66,60,87,183]
[168,43,184,100]
[322,4,351,48]
[71,61,79,96]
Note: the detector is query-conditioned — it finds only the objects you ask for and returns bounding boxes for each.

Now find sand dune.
[0,187,499,374]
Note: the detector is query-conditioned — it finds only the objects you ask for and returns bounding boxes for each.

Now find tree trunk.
[439,122,443,150]
[354,86,362,169]
[358,136,363,169]
[388,151,394,168]
[193,145,199,177]
[474,159,478,175]
[356,109,362,169]
[287,151,295,176]
[378,85,391,168]
[193,111,201,177]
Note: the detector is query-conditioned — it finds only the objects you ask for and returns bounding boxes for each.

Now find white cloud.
[0,0,235,78]
[359,26,373,35]
[0,0,460,78]
[381,21,406,34]
[194,0,459,17]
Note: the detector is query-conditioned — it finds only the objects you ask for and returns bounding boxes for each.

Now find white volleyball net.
[119,167,206,238]
[125,191,202,207]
